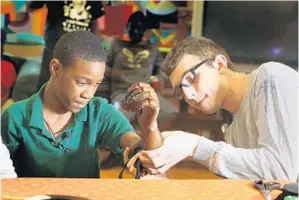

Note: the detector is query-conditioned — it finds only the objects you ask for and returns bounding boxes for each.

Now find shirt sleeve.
[0,136,17,178]
[97,102,134,156]
[192,77,298,181]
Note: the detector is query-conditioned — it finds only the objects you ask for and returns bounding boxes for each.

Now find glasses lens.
[181,71,195,87]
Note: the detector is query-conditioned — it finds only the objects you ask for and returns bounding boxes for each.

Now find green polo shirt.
[1,86,134,178]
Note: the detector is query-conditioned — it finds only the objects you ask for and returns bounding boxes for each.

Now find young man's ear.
[49,59,61,76]
[213,55,228,72]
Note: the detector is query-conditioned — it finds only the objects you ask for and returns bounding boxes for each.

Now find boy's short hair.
[53,31,106,67]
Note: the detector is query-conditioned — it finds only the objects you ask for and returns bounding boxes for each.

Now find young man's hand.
[123,146,170,179]
[123,147,141,176]
[138,131,201,174]
[122,82,159,132]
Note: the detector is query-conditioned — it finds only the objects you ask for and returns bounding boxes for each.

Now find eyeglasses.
[173,59,212,101]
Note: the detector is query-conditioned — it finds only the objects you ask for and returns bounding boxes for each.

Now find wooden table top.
[1,178,289,200]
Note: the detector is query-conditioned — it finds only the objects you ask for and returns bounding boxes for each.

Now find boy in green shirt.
[1,31,162,178]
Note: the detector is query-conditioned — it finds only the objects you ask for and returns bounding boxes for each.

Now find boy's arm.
[122,82,163,150]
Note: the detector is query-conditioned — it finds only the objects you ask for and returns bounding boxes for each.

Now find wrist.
[188,135,201,158]
[141,126,163,150]
[141,121,158,133]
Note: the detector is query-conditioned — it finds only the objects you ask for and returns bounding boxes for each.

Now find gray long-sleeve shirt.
[193,62,298,181]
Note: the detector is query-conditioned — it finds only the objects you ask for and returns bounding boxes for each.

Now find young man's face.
[169,54,227,114]
[50,57,105,113]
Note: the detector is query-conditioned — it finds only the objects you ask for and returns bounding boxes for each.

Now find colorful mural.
[1,0,46,44]
[1,0,192,53]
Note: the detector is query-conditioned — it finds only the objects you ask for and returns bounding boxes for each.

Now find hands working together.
[121,82,200,178]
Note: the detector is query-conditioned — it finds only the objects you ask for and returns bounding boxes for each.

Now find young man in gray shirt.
[123,36,298,180]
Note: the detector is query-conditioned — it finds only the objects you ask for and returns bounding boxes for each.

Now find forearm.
[193,137,295,180]
[119,132,142,150]
[141,126,163,150]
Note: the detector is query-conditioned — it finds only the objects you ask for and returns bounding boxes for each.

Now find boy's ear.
[49,59,61,76]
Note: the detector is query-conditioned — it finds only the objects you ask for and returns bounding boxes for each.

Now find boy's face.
[50,57,105,113]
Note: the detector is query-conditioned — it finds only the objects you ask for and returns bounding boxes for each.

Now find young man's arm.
[193,76,297,180]
[139,76,298,181]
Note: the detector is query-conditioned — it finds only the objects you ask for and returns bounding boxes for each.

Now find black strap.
[118,141,145,179]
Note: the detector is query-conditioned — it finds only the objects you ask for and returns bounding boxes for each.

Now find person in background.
[124,36,298,181]
[27,0,105,91]
[1,31,162,178]
[1,29,17,113]
[106,11,178,124]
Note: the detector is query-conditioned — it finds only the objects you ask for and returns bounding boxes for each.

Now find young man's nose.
[183,87,198,101]
[81,86,95,99]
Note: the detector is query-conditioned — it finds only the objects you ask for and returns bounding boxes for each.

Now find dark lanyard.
[118,141,145,179]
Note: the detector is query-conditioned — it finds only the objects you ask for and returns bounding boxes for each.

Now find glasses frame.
[173,59,213,100]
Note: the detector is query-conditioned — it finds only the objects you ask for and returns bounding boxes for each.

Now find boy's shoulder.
[2,95,36,117]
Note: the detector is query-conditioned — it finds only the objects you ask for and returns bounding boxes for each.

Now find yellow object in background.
[1,98,14,114]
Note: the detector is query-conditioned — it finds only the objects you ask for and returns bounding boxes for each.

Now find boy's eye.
[77,82,86,86]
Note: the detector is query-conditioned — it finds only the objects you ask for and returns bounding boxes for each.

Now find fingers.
[138,153,154,166]
[122,83,159,112]
[125,151,142,177]
[126,152,139,169]
[125,88,147,103]
[129,165,136,175]
[127,82,151,92]
[126,83,157,102]
[139,150,169,169]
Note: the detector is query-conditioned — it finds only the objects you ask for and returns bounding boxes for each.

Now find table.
[1,178,288,200]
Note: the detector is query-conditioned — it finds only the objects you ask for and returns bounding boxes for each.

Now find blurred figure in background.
[28,0,105,91]
[106,11,178,124]
[1,29,17,112]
